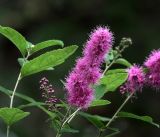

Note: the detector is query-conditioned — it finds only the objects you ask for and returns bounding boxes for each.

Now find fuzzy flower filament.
[66,26,114,108]
[84,26,113,67]
[144,49,160,89]
[120,65,145,94]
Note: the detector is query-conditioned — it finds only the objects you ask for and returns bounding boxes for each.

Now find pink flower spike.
[120,65,145,94]
[144,49,160,89]
[65,26,114,108]
[84,26,114,66]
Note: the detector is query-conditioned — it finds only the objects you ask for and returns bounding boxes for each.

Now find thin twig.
[97,92,134,137]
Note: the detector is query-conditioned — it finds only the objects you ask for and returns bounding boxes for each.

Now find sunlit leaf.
[0,107,30,126]
[115,58,132,67]
[90,100,111,107]
[104,127,120,137]
[21,45,78,77]
[100,69,128,92]
[30,40,64,54]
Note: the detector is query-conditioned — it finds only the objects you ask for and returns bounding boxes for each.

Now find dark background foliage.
[0,0,160,137]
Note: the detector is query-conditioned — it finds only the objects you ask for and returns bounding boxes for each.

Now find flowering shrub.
[0,25,159,137]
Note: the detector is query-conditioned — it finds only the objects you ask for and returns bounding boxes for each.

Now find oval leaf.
[105,127,120,137]
[94,85,107,100]
[30,40,64,54]
[21,45,78,77]
[61,125,79,133]
[61,128,79,133]
[0,107,30,126]
[79,112,110,129]
[91,100,111,107]
[100,69,128,92]
[115,58,132,67]
[0,25,27,57]
[117,111,160,128]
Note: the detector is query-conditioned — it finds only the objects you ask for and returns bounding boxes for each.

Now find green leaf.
[17,58,28,67]
[21,45,78,77]
[52,119,60,131]
[30,40,64,54]
[94,85,107,100]
[61,125,79,133]
[18,58,25,66]
[0,85,10,97]
[52,119,79,134]
[0,25,27,57]
[61,127,79,133]
[117,111,160,128]
[18,102,45,109]
[105,50,114,63]
[0,107,30,126]
[79,112,110,129]
[106,69,126,74]
[100,69,128,92]
[90,100,111,107]
[46,67,54,71]
[104,127,120,137]
[115,58,132,67]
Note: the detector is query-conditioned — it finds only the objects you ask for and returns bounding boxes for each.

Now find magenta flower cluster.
[120,49,160,94]
[144,49,160,89]
[66,26,113,108]
[120,65,145,94]
[40,77,58,111]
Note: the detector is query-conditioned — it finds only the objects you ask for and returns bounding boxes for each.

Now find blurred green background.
[0,0,160,137]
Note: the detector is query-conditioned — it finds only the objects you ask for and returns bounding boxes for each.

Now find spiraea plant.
[0,25,159,137]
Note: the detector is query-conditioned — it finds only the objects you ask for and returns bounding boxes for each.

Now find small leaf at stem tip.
[105,50,114,62]
[17,58,28,67]
[117,111,160,128]
[30,40,64,55]
[0,107,30,126]
[0,25,28,57]
[115,58,132,67]
[90,99,111,107]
